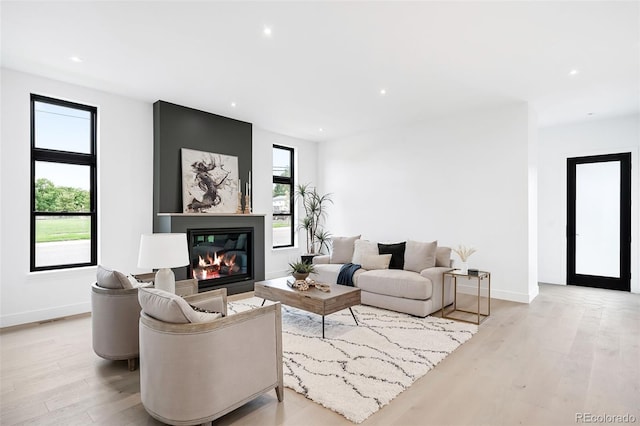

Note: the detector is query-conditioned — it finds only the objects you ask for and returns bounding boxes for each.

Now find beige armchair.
[91,283,141,371]
[91,266,198,371]
[138,287,284,425]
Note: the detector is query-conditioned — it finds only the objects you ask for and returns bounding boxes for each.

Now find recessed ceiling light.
[319,127,324,132]
[379,89,387,96]
[69,56,83,63]
[231,102,237,108]
[587,112,594,116]
[568,69,579,76]
[263,26,272,37]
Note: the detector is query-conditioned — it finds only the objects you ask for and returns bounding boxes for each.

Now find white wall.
[538,114,640,293]
[0,69,154,327]
[252,127,319,278]
[318,103,538,303]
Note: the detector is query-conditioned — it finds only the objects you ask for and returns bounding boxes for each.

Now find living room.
[1,1,639,425]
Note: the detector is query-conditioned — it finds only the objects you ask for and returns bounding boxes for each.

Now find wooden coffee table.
[254,277,361,338]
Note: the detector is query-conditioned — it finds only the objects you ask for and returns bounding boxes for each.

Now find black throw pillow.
[378,242,406,270]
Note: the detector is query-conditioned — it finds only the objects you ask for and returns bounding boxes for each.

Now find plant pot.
[292,272,309,281]
[301,254,318,265]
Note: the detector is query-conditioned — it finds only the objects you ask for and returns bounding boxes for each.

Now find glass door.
[567,153,631,291]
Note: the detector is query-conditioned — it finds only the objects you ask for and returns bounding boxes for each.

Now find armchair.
[91,265,198,371]
[138,287,283,425]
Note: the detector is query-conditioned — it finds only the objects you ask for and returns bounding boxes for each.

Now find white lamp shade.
[137,233,189,269]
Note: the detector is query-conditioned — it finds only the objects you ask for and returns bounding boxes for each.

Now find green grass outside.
[36,217,90,242]
[272,222,291,229]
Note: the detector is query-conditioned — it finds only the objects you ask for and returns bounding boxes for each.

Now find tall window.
[272,145,294,248]
[30,94,97,271]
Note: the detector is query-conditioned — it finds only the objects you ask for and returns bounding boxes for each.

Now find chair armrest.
[184,288,228,316]
[175,279,198,296]
[313,255,330,264]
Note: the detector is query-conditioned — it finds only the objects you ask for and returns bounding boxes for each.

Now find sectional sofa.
[311,236,455,317]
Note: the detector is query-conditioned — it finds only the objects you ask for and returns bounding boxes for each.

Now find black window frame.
[30,94,97,272]
[272,144,294,248]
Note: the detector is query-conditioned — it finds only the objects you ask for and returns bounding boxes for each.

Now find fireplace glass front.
[188,227,253,289]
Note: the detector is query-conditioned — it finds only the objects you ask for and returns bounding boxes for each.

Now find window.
[272,145,294,248]
[30,94,97,271]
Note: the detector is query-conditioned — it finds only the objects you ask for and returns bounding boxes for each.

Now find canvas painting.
[181,148,239,213]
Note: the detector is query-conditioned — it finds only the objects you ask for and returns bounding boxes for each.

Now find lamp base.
[155,268,176,294]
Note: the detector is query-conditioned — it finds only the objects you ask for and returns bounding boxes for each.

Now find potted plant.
[288,260,316,281]
[295,183,333,262]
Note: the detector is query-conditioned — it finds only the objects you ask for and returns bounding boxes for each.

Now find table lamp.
[137,233,189,294]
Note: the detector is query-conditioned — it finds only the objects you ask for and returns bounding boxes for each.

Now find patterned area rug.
[228,297,477,423]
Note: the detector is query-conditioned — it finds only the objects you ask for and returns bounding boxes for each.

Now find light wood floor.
[1,284,639,426]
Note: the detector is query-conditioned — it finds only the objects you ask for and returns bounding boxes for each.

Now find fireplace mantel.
[158,213,266,217]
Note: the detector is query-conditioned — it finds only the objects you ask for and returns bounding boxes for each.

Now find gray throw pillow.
[403,240,437,273]
[361,254,392,270]
[330,235,361,264]
[352,240,379,265]
[436,246,452,267]
[96,265,130,289]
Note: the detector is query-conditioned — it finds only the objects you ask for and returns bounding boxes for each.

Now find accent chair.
[138,287,284,425]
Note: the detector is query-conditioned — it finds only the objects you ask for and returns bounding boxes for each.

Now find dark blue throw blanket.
[337,263,361,286]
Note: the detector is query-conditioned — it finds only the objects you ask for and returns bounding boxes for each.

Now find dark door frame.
[567,152,631,291]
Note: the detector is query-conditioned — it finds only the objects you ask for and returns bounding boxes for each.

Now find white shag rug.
[228,297,477,423]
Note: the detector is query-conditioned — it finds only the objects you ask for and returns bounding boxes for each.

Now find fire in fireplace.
[188,227,253,288]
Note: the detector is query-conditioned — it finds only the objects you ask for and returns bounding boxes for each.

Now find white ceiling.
[2,1,639,141]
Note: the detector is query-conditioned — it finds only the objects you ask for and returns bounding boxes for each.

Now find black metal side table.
[442,270,491,325]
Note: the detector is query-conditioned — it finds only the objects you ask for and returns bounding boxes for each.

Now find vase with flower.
[453,245,476,274]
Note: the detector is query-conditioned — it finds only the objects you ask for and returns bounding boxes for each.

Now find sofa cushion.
[138,288,222,323]
[357,269,433,300]
[330,235,361,264]
[377,242,406,270]
[404,240,437,273]
[436,246,452,267]
[96,265,131,289]
[361,254,392,271]
[352,240,379,264]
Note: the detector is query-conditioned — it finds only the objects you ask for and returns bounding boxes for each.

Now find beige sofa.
[312,237,455,317]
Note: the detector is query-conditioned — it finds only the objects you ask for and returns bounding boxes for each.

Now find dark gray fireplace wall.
[152,101,253,229]
[157,214,265,295]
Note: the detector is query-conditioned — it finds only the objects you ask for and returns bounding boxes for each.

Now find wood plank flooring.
[1,284,639,425]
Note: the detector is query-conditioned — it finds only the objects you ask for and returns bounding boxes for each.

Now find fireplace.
[188,227,253,290]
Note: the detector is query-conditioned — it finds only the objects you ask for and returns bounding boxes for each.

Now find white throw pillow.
[126,274,153,289]
[352,240,379,265]
[330,235,361,264]
[361,254,392,271]
[403,240,438,273]
[138,288,221,323]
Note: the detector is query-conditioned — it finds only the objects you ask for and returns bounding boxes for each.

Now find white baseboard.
[0,302,91,328]
[456,283,532,304]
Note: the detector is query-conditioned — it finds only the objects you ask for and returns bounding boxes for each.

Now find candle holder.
[236,192,244,214]
[244,195,251,214]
